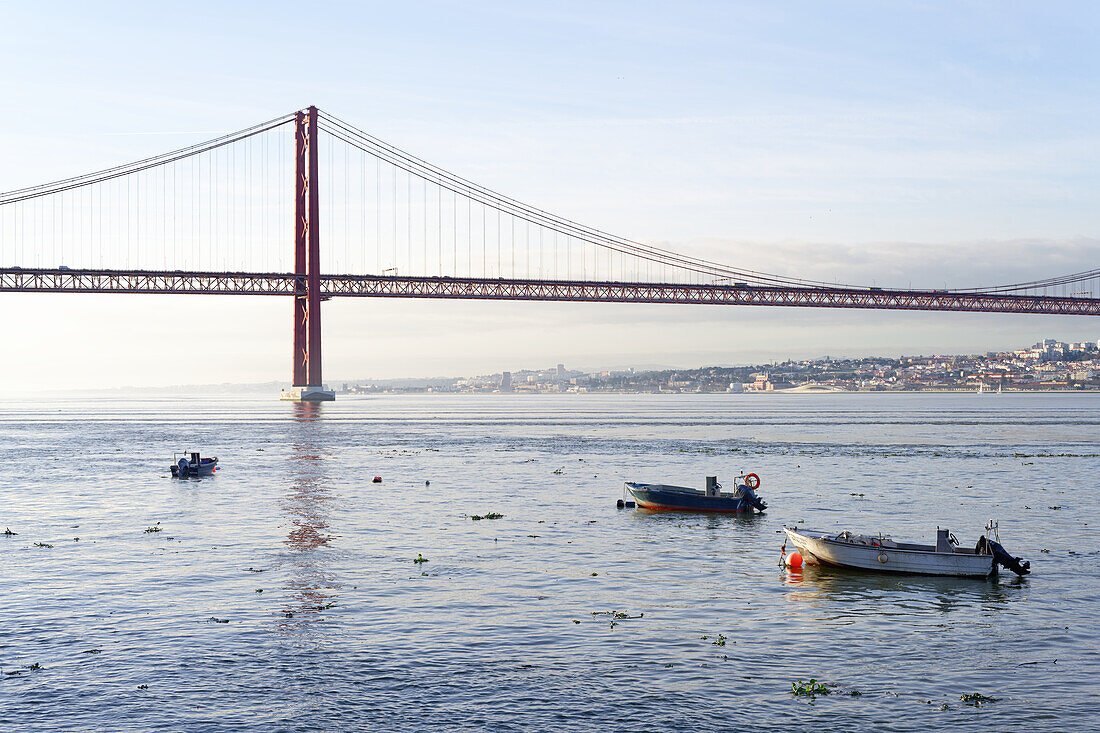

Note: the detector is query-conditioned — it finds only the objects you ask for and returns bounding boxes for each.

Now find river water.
[1,393,1097,731]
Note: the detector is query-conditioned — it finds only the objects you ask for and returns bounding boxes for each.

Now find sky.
[1,1,1099,391]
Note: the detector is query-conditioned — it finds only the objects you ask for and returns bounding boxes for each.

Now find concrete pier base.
[280,385,336,402]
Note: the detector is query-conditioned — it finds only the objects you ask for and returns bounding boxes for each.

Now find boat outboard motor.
[735,484,767,511]
[975,535,1031,576]
[177,457,191,478]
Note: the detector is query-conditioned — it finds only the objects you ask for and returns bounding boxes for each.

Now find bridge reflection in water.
[275,402,341,635]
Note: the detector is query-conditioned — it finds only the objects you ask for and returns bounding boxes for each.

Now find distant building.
[751,373,773,391]
[500,372,513,392]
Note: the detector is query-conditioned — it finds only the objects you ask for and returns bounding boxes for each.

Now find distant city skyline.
[21,335,1100,397]
[331,336,1100,395]
[2,2,1099,393]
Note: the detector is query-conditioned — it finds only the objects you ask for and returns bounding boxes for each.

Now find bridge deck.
[1,268,1098,316]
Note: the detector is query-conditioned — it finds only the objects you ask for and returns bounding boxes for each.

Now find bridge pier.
[281,106,334,402]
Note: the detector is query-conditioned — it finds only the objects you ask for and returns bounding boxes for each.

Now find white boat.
[783,522,1030,578]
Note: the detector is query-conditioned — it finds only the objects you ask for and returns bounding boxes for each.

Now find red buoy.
[372,476,382,483]
[787,551,803,568]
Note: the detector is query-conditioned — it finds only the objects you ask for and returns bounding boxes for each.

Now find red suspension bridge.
[2,106,1098,399]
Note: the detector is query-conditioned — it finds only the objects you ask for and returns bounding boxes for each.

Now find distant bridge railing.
[3,268,1098,316]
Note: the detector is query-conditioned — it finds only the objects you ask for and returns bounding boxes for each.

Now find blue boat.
[625,474,767,514]
[170,451,219,478]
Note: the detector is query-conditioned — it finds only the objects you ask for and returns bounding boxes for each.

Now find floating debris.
[552,467,564,475]
[284,612,294,618]
[144,526,163,533]
[712,634,727,647]
[33,542,53,548]
[83,649,102,654]
[208,617,230,624]
[469,513,503,521]
[960,692,998,706]
[308,602,337,611]
[592,611,643,620]
[27,663,43,672]
[791,679,831,699]
[413,554,428,564]
[255,589,263,593]
[137,684,149,690]
[246,567,266,573]
[3,528,16,536]
[590,572,598,576]
[597,611,621,619]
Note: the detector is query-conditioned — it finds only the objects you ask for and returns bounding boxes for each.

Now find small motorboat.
[783,521,1030,578]
[170,451,218,478]
[625,473,767,514]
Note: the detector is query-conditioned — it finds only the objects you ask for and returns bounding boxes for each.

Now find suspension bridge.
[2,106,1098,399]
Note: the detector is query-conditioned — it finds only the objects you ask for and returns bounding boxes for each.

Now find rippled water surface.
[2,393,1098,731]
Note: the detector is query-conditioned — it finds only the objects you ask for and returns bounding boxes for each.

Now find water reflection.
[275,402,341,636]
[631,508,765,529]
[781,564,1028,620]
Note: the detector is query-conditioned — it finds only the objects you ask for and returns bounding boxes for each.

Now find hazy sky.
[2,1,1099,391]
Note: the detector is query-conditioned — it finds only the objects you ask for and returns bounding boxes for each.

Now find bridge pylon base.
[280,385,336,402]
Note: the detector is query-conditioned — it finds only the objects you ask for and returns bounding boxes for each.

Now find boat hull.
[626,483,757,514]
[785,528,994,577]
[170,459,218,478]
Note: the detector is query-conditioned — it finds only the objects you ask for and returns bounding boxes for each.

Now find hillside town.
[340,338,1100,395]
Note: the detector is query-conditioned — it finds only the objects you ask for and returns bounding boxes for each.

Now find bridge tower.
[281,106,334,402]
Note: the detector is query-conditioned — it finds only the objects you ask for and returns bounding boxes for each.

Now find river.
[1,393,1096,731]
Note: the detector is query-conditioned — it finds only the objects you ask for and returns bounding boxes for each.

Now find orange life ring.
[744,473,761,489]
